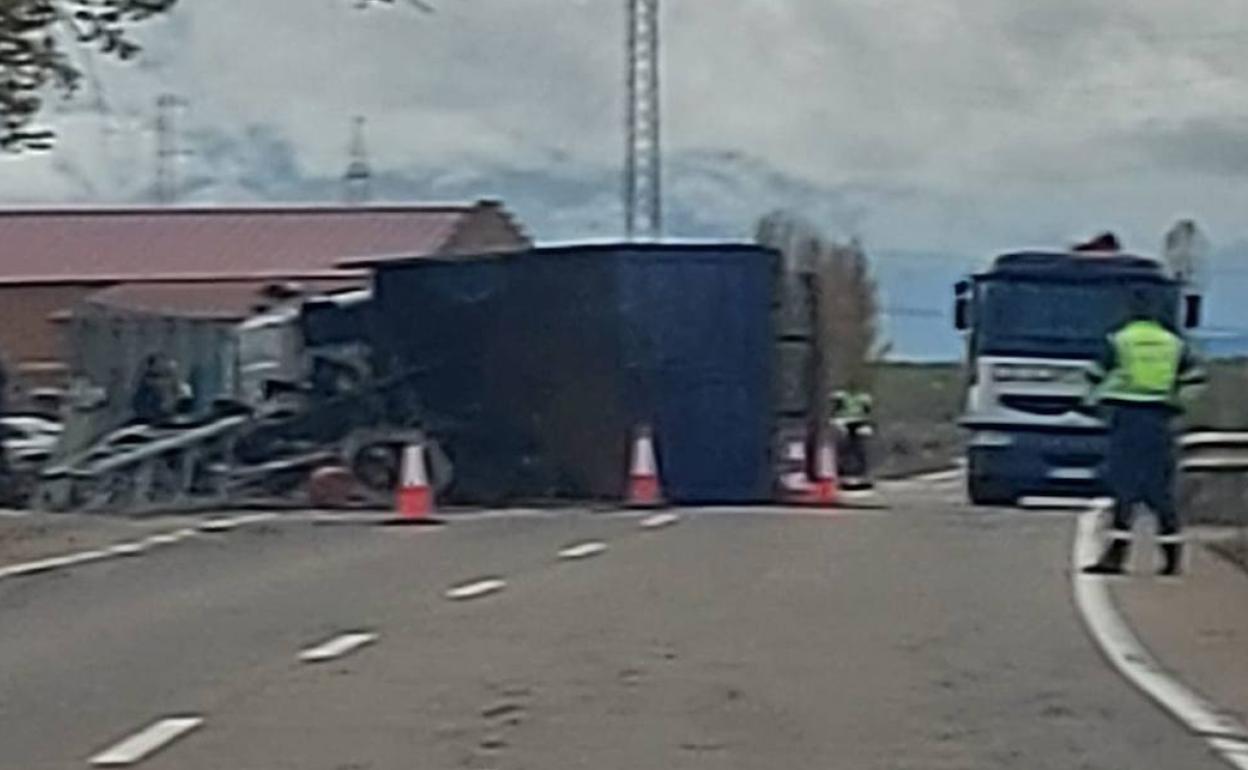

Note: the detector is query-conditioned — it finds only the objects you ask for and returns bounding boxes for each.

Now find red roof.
[0,200,528,284]
[79,279,365,321]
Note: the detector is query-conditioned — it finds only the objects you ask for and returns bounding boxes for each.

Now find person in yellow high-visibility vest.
[832,387,875,484]
[1084,288,1206,576]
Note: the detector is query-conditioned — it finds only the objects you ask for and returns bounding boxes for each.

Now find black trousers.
[1105,403,1180,538]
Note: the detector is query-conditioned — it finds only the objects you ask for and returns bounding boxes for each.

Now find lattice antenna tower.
[625,0,661,240]
[344,116,373,205]
[154,93,190,204]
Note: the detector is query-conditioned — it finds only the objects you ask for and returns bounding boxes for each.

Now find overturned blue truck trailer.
[351,242,781,505]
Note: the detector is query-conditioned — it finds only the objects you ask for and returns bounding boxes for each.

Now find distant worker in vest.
[1083,286,1206,576]
[832,385,875,489]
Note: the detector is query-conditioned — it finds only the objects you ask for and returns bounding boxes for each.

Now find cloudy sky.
[4,0,1248,256]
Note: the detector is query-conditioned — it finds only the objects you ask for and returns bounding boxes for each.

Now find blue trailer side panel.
[616,245,774,503]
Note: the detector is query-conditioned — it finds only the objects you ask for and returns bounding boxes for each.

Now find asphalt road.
[0,480,1229,769]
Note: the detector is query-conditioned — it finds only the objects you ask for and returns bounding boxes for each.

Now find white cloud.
[3,0,1248,253]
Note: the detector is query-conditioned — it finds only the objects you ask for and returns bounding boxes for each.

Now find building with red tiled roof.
[0,200,530,392]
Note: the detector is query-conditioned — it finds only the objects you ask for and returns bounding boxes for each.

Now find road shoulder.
[1109,533,1248,727]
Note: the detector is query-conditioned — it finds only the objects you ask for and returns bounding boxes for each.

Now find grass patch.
[872,362,963,478]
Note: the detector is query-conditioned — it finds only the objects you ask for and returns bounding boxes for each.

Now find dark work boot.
[1083,539,1129,575]
[1159,543,1183,577]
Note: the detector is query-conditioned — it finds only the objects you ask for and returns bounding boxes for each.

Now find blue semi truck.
[954,247,1203,505]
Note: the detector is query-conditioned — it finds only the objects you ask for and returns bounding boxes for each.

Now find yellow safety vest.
[1100,320,1182,404]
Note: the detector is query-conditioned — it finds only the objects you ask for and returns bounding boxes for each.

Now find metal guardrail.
[1180,431,1248,569]
[1180,432,1248,472]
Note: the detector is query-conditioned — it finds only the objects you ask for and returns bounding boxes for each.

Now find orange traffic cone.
[626,424,665,508]
[393,442,437,523]
[805,432,840,507]
[778,436,814,504]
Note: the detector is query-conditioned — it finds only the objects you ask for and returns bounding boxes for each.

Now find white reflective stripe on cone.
[780,472,811,493]
[400,444,427,487]
[815,442,837,480]
[632,432,657,477]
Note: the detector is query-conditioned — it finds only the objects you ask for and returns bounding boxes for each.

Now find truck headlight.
[972,430,1014,448]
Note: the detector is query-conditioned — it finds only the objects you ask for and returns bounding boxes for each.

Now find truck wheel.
[967,474,1015,507]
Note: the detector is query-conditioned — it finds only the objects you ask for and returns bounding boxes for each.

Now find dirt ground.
[1208,534,1248,572]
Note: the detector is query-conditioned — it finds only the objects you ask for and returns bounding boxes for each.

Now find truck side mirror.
[954,281,971,331]
[1184,294,1202,329]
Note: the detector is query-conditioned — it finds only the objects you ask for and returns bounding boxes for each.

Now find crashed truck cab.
[953,246,1202,505]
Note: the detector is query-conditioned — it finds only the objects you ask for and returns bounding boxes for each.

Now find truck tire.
[967,474,1015,507]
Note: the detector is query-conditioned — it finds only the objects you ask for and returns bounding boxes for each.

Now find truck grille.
[1001,394,1082,416]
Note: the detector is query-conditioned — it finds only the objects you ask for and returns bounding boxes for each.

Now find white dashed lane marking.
[445,578,507,601]
[89,716,203,766]
[299,632,379,663]
[639,513,679,529]
[143,532,186,547]
[557,541,608,560]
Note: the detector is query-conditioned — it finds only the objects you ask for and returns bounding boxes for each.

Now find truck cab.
[954,249,1201,505]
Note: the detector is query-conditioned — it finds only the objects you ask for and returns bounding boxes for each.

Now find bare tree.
[756,211,884,395]
[817,236,884,391]
[1,1,178,151]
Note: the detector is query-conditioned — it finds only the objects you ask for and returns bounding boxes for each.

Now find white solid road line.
[1073,507,1248,770]
[0,549,108,578]
[0,518,246,583]
[299,632,379,663]
[230,513,280,526]
[445,578,507,601]
[197,518,239,533]
[0,521,223,584]
[89,716,203,766]
[198,513,277,533]
[105,542,148,557]
[57,550,112,567]
[639,513,679,529]
[0,557,68,578]
[558,541,609,560]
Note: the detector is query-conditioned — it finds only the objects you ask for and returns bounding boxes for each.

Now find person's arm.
[1176,343,1209,408]
[1085,335,1117,405]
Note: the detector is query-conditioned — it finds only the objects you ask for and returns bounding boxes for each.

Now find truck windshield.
[975,278,1178,358]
